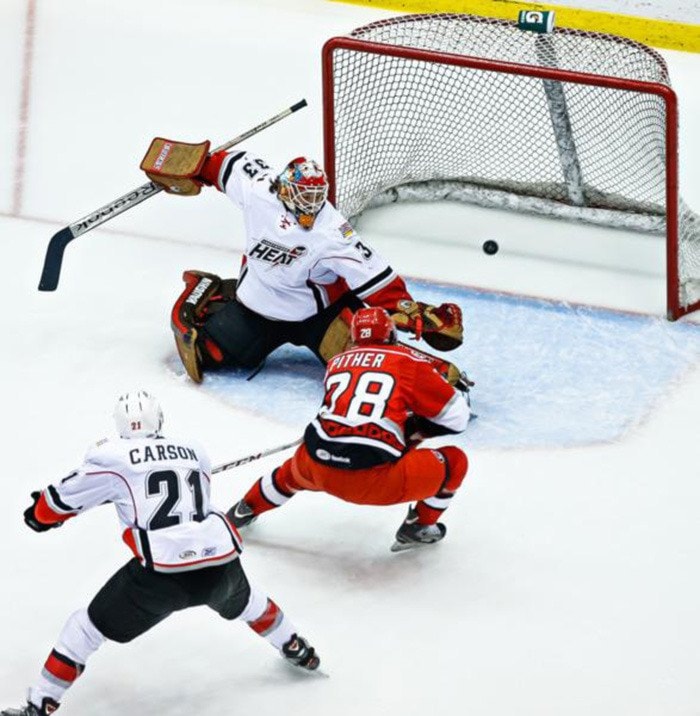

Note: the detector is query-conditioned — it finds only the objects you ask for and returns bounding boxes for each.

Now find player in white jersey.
[1,391,319,716]
[149,142,464,383]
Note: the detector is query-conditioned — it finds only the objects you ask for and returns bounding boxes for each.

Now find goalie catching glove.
[140,138,211,196]
[391,300,464,351]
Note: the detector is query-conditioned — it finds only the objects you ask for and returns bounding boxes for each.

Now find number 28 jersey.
[304,344,470,469]
[38,435,242,573]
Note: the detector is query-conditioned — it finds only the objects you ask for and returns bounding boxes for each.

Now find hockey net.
[322,14,700,319]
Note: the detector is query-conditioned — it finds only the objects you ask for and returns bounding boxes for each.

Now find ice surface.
[174,278,700,448]
[2,1,700,716]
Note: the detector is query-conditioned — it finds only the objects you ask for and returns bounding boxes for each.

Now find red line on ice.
[12,0,37,217]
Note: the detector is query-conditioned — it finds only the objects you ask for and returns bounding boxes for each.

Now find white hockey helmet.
[113,390,164,439]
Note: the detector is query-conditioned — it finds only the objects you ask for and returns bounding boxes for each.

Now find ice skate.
[1,697,59,715]
[282,634,320,671]
[391,507,447,552]
[226,499,258,529]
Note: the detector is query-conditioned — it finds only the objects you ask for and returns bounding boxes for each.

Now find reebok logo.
[185,277,212,305]
[153,142,173,170]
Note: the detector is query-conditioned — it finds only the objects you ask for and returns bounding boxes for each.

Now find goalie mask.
[276,157,328,230]
[114,390,164,439]
[351,307,397,346]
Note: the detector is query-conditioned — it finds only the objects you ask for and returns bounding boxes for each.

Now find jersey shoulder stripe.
[221,151,245,190]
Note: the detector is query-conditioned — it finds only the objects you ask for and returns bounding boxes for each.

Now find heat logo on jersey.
[249,238,307,266]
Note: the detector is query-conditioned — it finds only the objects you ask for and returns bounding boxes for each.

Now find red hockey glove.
[391,301,464,351]
[24,492,63,533]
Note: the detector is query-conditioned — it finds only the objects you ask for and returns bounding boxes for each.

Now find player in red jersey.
[227,307,471,551]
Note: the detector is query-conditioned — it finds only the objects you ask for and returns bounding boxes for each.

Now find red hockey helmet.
[350,307,397,346]
[276,157,328,229]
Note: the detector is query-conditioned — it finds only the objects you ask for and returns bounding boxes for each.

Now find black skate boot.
[282,634,320,671]
[2,697,59,715]
[226,500,257,529]
[391,506,447,552]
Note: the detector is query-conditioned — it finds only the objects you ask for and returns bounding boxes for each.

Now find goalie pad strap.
[140,138,211,196]
[171,271,223,334]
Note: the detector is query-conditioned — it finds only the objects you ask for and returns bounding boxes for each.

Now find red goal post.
[322,14,700,320]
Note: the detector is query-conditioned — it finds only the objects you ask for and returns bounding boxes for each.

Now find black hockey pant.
[200,293,362,369]
[88,558,251,643]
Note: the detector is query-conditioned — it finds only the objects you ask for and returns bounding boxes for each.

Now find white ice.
[1,1,700,715]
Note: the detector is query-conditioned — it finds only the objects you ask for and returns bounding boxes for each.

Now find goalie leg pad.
[171,271,226,382]
[174,326,203,383]
[318,308,354,362]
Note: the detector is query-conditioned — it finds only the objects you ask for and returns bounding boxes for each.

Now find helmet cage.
[277,158,328,228]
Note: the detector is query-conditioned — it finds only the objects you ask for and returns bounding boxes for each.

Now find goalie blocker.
[171,270,471,392]
[140,138,210,196]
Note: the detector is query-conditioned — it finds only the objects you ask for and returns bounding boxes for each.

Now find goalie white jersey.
[214,151,398,321]
[40,435,242,573]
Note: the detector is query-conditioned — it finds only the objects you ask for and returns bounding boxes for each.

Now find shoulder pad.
[84,436,120,464]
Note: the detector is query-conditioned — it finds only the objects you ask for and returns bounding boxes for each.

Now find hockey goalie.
[140,138,467,385]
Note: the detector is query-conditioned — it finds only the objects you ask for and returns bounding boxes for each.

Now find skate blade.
[284,661,330,678]
[390,539,438,553]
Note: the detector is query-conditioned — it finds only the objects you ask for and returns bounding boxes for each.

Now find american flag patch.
[339,221,354,238]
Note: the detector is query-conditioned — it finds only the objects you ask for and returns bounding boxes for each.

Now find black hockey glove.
[24,492,63,533]
[405,415,457,446]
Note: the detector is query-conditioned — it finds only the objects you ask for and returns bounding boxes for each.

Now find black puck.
[482,240,499,255]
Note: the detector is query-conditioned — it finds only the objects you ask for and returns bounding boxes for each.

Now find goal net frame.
[322,14,699,320]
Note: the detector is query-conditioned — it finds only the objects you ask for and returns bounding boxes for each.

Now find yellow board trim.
[330,0,700,53]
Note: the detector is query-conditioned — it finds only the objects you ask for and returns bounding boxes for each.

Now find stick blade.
[38,227,75,291]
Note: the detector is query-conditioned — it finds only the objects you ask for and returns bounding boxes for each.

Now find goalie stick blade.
[38,227,76,291]
[283,661,330,679]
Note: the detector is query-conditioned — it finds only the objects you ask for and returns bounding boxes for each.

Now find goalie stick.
[212,438,302,475]
[38,99,308,291]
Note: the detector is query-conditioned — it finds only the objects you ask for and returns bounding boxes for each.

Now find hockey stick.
[212,438,302,475]
[38,99,308,291]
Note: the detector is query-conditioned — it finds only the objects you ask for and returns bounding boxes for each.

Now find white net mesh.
[326,14,700,316]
